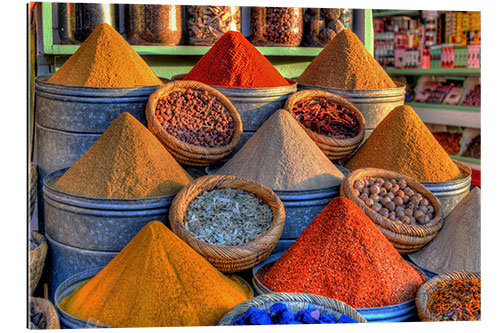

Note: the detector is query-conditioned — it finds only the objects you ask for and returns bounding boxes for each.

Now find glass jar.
[250,7,303,46]
[70,3,120,43]
[186,6,241,46]
[126,4,183,45]
[303,8,352,47]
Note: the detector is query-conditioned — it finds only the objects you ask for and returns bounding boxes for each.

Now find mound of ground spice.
[54,112,192,198]
[409,187,481,274]
[259,197,425,308]
[345,105,461,182]
[297,29,396,90]
[216,109,344,191]
[59,221,250,327]
[183,31,289,88]
[48,23,162,87]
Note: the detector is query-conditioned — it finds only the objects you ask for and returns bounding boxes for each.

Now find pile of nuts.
[354,177,435,225]
[155,89,234,147]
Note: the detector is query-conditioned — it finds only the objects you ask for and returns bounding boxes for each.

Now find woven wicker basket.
[169,175,286,273]
[30,297,61,329]
[416,270,480,321]
[218,292,367,325]
[340,168,443,254]
[29,162,37,221]
[28,231,48,295]
[146,80,243,166]
[283,90,365,161]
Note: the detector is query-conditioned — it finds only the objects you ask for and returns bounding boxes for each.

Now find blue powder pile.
[233,302,357,325]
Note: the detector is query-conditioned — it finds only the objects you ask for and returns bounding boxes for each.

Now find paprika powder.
[259,197,425,308]
[183,31,290,88]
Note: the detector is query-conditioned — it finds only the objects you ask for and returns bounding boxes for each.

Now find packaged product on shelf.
[186,6,241,45]
[432,131,462,155]
[461,84,480,106]
[259,197,425,308]
[303,8,351,47]
[54,112,192,198]
[216,110,344,191]
[47,23,162,87]
[250,7,303,46]
[462,134,480,159]
[58,221,251,327]
[443,85,463,105]
[345,105,461,182]
[125,4,183,45]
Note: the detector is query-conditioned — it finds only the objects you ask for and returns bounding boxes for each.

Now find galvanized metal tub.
[55,267,253,328]
[43,168,175,251]
[35,74,163,180]
[173,75,297,153]
[297,82,406,136]
[46,235,119,303]
[275,187,340,239]
[252,252,428,322]
[421,160,472,218]
[35,75,164,234]
[54,267,114,328]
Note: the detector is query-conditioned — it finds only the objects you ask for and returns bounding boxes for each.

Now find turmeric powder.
[48,23,162,87]
[59,221,251,327]
[345,105,461,182]
[54,112,192,198]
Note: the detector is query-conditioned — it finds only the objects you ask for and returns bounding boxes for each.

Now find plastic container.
[250,7,303,46]
[303,8,351,47]
[125,4,183,45]
[186,6,241,45]
[252,252,427,322]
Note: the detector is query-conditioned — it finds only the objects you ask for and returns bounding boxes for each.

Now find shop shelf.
[385,68,481,76]
[408,102,481,128]
[372,10,420,17]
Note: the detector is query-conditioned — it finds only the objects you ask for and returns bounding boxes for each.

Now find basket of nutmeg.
[340,168,443,254]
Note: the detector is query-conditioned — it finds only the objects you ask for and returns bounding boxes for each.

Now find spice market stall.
[28,3,480,328]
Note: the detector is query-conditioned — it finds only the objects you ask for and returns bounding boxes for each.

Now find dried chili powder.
[259,197,425,308]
